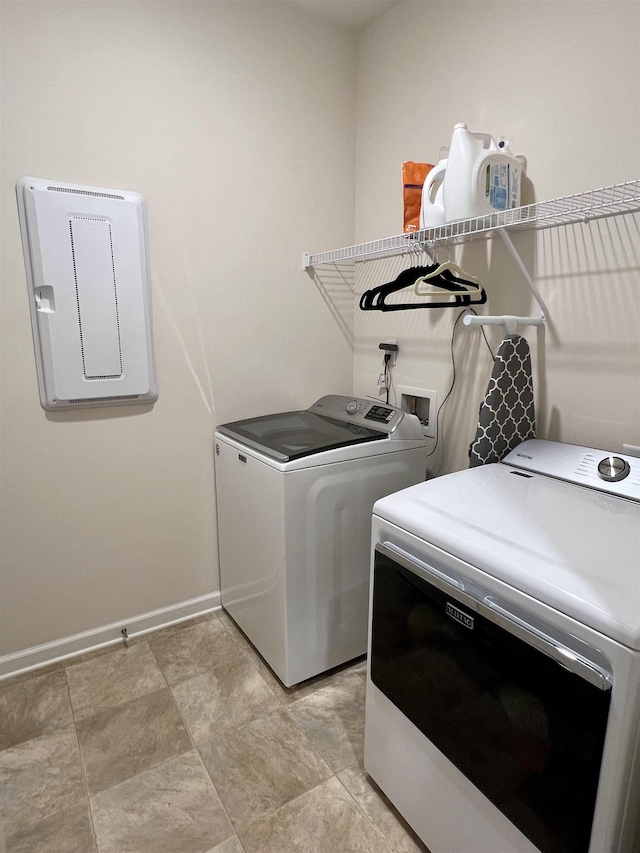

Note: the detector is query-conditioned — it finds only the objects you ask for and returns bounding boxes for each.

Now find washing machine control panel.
[364,404,396,424]
[309,395,406,434]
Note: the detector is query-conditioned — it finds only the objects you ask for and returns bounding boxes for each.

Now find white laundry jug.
[419,158,447,229]
[443,123,524,223]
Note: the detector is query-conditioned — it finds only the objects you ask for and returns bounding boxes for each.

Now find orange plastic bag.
[402,161,434,232]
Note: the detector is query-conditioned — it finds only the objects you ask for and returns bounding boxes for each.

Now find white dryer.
[365,439,640,853]
[214,395,426,687]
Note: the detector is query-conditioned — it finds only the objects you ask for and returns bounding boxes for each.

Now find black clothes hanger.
[359,264,482,311]
[359,265,432,311]
[359,264,486,312]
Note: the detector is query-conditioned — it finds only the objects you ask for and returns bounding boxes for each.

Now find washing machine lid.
[217,409,386,462]
[373,442,640,649]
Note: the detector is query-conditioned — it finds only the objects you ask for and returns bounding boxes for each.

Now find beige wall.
[352,0,640,474]
[0,1,356,656]
[2,0,639,663]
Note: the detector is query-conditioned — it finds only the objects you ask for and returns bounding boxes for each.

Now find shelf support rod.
[463,314,544,336]
[498,229,548,320]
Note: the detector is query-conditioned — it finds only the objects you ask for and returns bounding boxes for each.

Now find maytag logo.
[516,452,533,460]
[446,602,474,630]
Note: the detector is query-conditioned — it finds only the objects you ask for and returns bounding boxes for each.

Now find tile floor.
[0,610,429,853]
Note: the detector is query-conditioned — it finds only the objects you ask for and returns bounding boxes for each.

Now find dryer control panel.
[503,439,640,502]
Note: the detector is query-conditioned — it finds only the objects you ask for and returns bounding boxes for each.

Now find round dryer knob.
[345,400,360,415]
[597,455,630,482]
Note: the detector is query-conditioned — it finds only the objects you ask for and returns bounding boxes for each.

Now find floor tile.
[351,657,368,681]
[255,655,355,708]
[238,775,390,853]
[148,618,243,685]
[224,638,302,707]
[287,670,366,772]
[77,687,192,795]
[216,609,354,705]
[0,670,74,751]
[0,661,64,688]
[0,730,86,837]
[200,706,332,831]
[338,763,429,853]
[171,656,280,744]
[4,801,96,853]
[66,641,166,721]
[0,621,394,852]
[205,836,245,853]
[90,750,234,853]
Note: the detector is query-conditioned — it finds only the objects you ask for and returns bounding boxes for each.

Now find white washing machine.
[214,394,426,687]
[364,439,640,853]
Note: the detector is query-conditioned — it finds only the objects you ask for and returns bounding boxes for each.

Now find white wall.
[0,1,356,657]
[351,0,640,474]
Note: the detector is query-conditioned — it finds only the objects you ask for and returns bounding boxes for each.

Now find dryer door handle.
[380,541,465,591]
[378,541,613,693]
[484,597,613,692]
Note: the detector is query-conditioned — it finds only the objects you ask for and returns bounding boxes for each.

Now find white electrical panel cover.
[16,177,158,410]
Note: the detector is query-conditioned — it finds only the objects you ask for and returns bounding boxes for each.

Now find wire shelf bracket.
[497,229,548,321]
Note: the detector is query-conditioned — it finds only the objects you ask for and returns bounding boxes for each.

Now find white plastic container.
[443,123,524,223]
[419,158,447,229]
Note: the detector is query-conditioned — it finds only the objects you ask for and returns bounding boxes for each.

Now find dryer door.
[370,542,612,853]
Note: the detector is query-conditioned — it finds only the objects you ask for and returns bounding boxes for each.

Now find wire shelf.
[303,179,640,269]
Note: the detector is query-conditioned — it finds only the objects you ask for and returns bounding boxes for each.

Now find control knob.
[597,456,630,482]
[344,400,360,415]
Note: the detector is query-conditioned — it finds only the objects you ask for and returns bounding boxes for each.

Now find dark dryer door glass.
[217,411,385,462]
[370,546,612,853]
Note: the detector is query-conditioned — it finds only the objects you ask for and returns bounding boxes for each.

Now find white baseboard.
[0,592,221,681]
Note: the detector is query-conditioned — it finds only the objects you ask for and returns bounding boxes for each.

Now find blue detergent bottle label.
[485,163,520,211]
